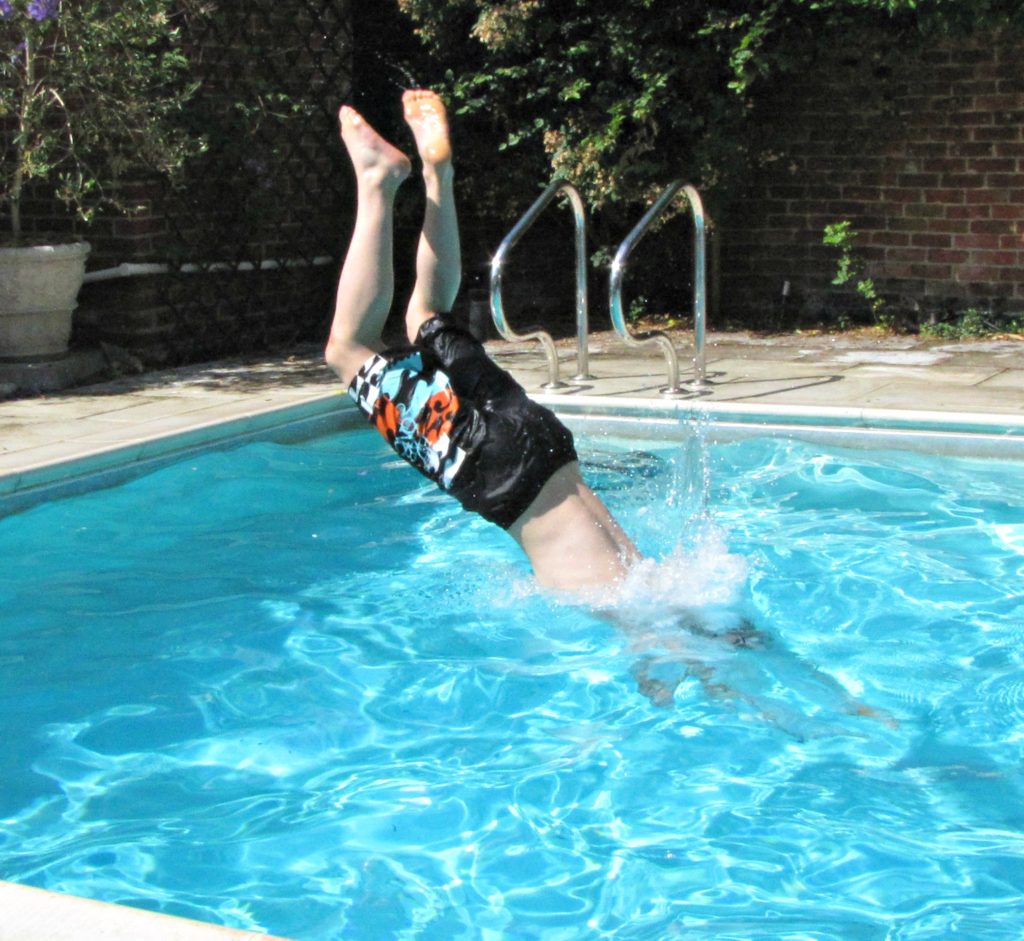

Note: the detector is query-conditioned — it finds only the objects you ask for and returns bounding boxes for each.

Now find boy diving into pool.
[325,89,640,592]
[324,90,894,733]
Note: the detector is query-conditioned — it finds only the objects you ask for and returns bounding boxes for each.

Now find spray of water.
[371,51,420,92]
[576,415,750,622]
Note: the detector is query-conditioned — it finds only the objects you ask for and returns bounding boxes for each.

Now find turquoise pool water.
[1,423,1023,939]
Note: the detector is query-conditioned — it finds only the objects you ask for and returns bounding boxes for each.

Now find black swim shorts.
[348,315,577,528]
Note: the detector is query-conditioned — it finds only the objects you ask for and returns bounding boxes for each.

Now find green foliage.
[0,0,205,242]
[823,220,888,326]
[920,308,1023,339]
[392,0,1023,222]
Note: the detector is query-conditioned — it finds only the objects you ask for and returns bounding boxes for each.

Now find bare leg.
[325,106,411,385]
[402,89,461,342]
[509,463,641,591]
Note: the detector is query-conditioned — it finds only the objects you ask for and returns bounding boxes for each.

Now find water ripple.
[2,430,1024,938]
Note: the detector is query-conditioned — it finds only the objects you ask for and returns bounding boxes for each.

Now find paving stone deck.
[1,331,1021,480]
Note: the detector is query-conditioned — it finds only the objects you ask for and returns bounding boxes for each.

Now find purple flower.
[0,0,14,21]
[26,0,60,21]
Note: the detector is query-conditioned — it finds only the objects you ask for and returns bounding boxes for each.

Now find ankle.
[423,162,454,187]
[356,167,405,195]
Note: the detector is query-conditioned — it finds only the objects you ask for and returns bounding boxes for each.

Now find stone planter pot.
[0,241,91,360]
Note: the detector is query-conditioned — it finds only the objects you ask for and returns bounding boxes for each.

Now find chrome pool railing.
[609,181,710,397]
[489,179,593,390]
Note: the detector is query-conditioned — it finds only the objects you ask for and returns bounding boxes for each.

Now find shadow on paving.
[59,346,335,399]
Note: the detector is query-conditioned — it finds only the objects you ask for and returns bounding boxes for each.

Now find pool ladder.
[490,180,590,390]
[490,178,711,396]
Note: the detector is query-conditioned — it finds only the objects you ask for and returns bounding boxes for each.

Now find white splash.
[575,524,749,617]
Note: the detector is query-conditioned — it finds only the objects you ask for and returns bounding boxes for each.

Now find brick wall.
[721,30,1024,328]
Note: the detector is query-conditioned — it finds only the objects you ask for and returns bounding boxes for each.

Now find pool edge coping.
[0,879,293,941]
[534,393,1024,436]
[2,392,1023,510]
[0,394,356,503]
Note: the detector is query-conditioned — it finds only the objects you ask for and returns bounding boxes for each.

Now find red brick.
[886,263,931,280]
[975,94,1024,110]
[842,186,883,201]
[992,205,1024,220]
[886,247,929,263]
[929,126,972,144]
[971,250,1020,266]
[899,174,941,188]
[965,188,1010,204]
[987,174,1024,188]
[949,111,994,127]
[956,265,1000,282]
[923,158,967,173]
[946,204,992,219]
[904,203,945,218]
[923,189,966,204]
[954,233,1003,249]
[769,184,810,200]
[912,232,953,248]
[826,200,871,215]
[961,80,1001,96]
[952,142,997,157]
[884,188,925,203]
[927,218,970,234]
[957,49,997,66]
[971,220,1016,234]
[807,214,845,232]
[907,142,950,158]
[859,172,903,187]
[929,249,970,264]
[973,126,1021,141]
[943,173,987,188]
[870,232,911,247]
[973,158,1018,173]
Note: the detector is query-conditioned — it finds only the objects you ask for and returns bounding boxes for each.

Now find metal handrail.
[490,179,592,390]
[609,181,709,396]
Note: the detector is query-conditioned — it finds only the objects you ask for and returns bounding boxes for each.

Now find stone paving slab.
[978,369,1024,391]
[0,332,1021,481]
[1,879,289,941]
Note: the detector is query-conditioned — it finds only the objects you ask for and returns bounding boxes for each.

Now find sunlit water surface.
[1,423,1023,940]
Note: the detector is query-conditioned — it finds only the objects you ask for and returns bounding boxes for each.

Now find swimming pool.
[2,407,1023,940]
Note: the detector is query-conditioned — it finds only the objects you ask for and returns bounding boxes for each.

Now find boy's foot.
[402,89,452,169]
[338,105,411,188]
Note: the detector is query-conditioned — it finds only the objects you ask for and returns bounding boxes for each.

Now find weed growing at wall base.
[921,309,1024,340]
[823,221,889,328]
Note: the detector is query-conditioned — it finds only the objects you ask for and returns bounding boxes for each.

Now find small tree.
[0,0,204,244]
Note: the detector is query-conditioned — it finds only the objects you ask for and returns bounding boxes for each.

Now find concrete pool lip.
[0,330,1022,511]
[0,393,357,511]
[0,879,291,941]
[0,329,1020,471]
[2,389,1023,517]
[541,393,1024,436]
